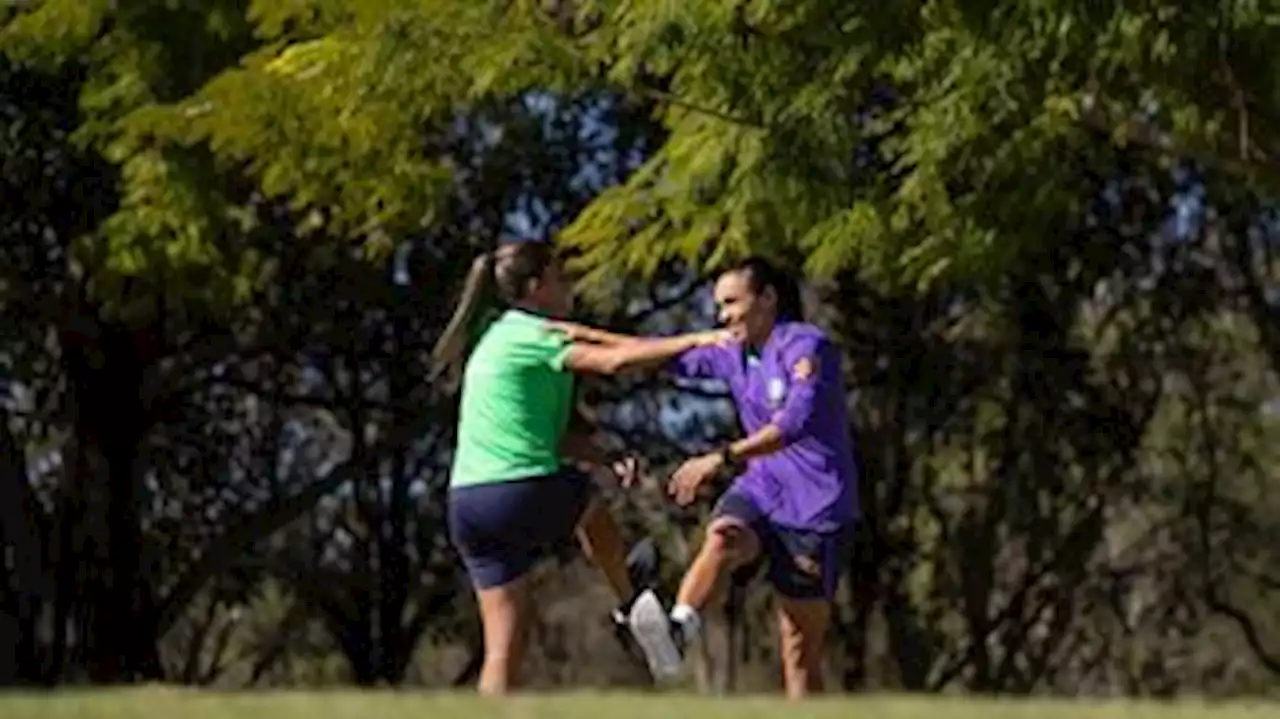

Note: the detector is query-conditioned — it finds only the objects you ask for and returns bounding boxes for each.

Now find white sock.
[670,603,701,640]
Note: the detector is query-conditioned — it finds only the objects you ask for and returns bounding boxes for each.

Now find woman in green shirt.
[432,241,725,695]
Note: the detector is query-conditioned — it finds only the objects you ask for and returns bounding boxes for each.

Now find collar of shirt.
[738,322,788,371]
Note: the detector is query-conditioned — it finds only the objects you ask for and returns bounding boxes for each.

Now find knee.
[578,497,606,528]
[576,499,623,550]
[778,624,810,666]
[700,520,756,566]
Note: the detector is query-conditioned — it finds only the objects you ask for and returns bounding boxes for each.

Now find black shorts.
[447,468,593,589]
[713,490,854,601]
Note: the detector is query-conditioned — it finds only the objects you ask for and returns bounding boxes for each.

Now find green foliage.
[7,1,1277,300]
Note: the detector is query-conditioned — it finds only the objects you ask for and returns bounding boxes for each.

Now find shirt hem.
[450,464,568,488]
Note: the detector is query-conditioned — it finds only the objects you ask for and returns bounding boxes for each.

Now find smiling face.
[712,268,778,347]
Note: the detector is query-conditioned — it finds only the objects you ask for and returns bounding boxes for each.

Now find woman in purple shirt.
[561,257,860,698]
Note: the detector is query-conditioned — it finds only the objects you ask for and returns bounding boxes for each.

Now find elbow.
[775,427,802,448]
[593,350,627,375]
[771,415,807,446]
[590,350,630,375]
[772,394,819,445]
[566,345,628,375]
[599,355,629,371]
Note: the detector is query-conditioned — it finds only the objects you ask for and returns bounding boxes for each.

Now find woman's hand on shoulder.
[690,328,737,348]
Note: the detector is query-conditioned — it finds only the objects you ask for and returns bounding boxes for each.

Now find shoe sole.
[627,589,683,683]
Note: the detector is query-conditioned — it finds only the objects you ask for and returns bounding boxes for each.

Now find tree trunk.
[380,305,414,685]
[62,321,162,683]
[0,414,45,686]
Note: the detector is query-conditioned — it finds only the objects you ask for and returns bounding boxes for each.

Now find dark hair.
[725,256,804,321]
[432,242,558,374]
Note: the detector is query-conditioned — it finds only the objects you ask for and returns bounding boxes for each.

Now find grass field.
[0,689,1276,719]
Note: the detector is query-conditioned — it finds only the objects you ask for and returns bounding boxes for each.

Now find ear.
[760,284,779,309]
[524,275,542,298]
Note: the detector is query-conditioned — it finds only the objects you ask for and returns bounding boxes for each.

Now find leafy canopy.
[4,1,1278,303]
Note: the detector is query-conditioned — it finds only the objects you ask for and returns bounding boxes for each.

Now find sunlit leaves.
[513,1,1280,293]
[5,0,1279,303]
[0,0,111,69]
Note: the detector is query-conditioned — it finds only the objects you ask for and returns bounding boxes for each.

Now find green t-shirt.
[450,309,575,487]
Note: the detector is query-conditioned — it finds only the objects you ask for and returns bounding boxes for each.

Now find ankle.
[671,603,701,638]
[615,587,645,615]
[478,663,512,695]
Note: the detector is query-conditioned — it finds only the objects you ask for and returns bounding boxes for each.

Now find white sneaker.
[627,588,684,682]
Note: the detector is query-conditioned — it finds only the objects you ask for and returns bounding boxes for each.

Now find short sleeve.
[532,327,574,372]
[668,344,730,380]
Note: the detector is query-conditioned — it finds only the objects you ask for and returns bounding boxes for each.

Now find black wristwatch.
[718,445,744,477]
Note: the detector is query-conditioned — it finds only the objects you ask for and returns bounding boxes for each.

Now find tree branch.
[1186,342,1280,676]
[1078,91,1279,190]
[930,503,1104,689]
[154,397,450,636]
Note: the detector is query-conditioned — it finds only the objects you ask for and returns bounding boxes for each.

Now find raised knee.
[702,521,755,563]
[700,530,729,560]
[578,497,607,526]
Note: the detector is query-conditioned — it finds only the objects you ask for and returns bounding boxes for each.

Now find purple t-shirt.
[670,322,860,533]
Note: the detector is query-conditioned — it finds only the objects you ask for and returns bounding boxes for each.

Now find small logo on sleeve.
[792,356,816,381]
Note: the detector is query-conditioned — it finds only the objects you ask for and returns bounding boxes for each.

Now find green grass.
[0,688,1276,718]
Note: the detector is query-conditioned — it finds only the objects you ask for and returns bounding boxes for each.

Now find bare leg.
[576,498,635,603]
[674,517,761,612]
[775,596,831,699]
[627,517,763,681]
[475,575,532,695]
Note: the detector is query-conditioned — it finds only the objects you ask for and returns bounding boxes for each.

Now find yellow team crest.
[791,356,816,381]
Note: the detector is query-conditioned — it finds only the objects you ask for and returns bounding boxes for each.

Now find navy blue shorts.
[713,491,854,601]
[448,468,593,590]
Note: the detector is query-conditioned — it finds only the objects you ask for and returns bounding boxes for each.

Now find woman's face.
[713,269,776,345]
[530,260,574,316]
